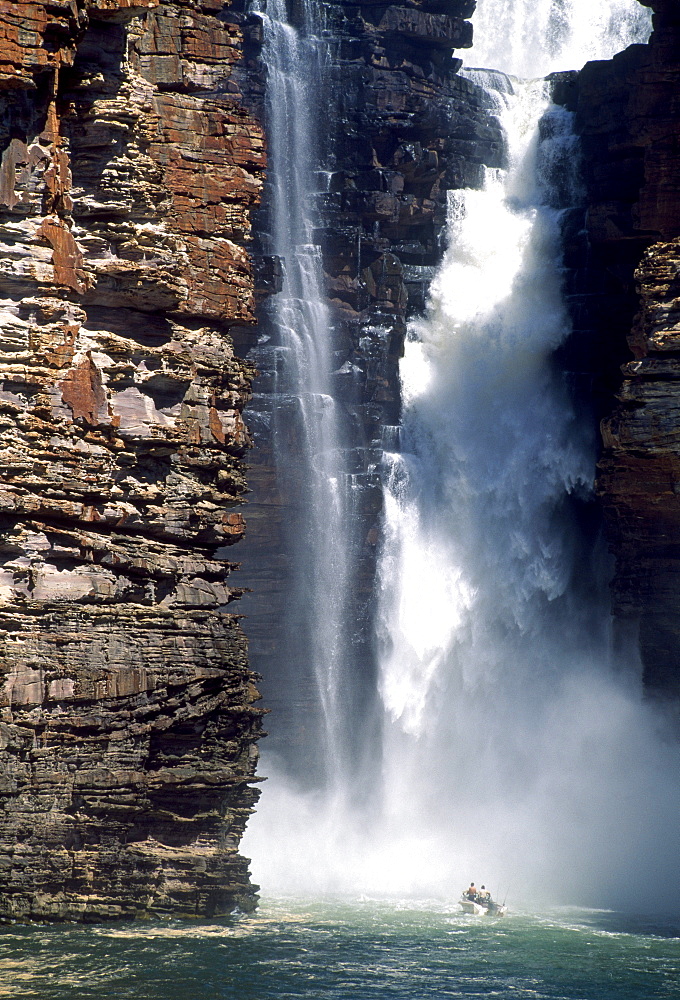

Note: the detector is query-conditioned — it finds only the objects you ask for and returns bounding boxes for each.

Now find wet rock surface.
[0,1,266,921]
[563,0,680,695]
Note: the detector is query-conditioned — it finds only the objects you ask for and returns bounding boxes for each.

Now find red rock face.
[0,1,266,921]
[572,0,680,695]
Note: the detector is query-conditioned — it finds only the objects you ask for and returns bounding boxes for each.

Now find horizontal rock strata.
[0,0,266,921]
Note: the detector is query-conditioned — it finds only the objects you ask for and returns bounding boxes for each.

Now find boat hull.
[459,899,488,916]
[459,897,507,917]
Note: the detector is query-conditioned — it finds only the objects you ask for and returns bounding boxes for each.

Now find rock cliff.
[565,0,680,695]
[0,0,265,921]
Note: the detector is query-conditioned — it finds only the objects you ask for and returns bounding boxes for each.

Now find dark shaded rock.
[559,1,680,696]
[376,7,473,50]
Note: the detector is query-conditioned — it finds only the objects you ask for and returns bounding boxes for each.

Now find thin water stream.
[248,0,357,789]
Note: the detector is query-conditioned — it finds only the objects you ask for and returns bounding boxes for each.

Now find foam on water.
[1,901,678,1000]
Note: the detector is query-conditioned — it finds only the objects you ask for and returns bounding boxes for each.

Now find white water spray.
[468,0,652,78]
[375,62,680,911]
[244,0,680,913]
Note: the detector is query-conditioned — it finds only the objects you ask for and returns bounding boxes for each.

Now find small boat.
[459,895,507,917]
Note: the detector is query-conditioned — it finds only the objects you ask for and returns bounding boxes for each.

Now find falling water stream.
[242,0,680,919]
[248,0,358,790]
[469,0,653,77]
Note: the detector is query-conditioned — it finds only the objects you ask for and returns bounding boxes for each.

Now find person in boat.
[478,885,491,904]
[464,882,478,901]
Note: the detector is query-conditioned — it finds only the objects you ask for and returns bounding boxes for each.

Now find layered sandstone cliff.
[0,0,265,921]
[566,0,680,695]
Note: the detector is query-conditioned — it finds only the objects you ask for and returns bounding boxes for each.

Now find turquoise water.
[2,898,678,999]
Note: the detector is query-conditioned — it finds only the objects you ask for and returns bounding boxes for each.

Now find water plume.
[468,0,653,78]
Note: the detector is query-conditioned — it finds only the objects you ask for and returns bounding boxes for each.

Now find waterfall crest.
[243,0,680,912]
[468,0,652,78]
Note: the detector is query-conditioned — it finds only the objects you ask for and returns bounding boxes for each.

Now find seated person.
[464,882,478,900]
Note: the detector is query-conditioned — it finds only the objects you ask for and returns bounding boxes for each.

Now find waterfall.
[376,75,648,906]
[468,0,653,78]
[247,0,360,791]
[244,0,680,912]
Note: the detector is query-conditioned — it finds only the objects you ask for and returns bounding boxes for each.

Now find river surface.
[1,898,678,998]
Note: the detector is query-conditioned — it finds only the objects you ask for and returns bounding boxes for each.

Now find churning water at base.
[243,0,680,918]
[1,901,678,999]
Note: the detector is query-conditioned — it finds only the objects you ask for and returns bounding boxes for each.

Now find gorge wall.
[0,0,265,921]
[564,0,680,696]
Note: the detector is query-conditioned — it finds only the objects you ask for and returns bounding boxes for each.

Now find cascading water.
[468,0,653,78]
[247,0,358,791]
[244,0,680,911]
